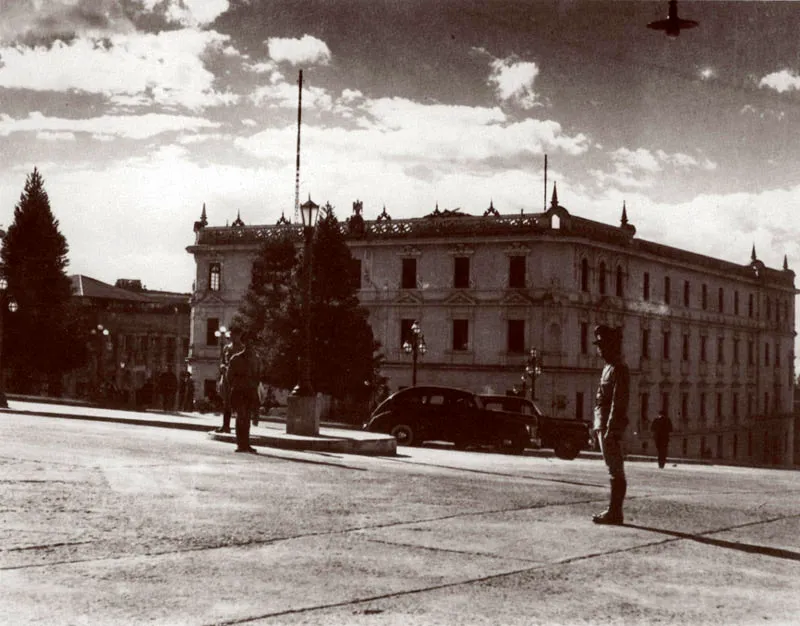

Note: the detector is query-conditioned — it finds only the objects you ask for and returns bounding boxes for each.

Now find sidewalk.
[1,396,397,456]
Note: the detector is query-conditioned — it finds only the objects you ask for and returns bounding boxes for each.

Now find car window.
[426,394,446,406]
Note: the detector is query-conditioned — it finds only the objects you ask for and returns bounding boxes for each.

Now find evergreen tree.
[1,168,87,393]
[233,205,384,406]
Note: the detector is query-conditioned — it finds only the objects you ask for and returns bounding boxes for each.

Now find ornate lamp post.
[402,320,426,387]
[214,325,230,361]
[524,348,542,402]
[287,196,320,436]
[0,277,18,408]
[90,324,110,389]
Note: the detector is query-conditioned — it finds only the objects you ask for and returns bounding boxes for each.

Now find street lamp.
[214,325,230,361]
[287,195,320,436]
[402,320,426,387]
[524,348,542,402]
[90,324,110,391]
[0,277,18,408]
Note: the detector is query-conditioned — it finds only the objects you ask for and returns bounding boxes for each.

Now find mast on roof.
[294,69,303,224]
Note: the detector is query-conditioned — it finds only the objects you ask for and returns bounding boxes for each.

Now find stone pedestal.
[286,394,319,436]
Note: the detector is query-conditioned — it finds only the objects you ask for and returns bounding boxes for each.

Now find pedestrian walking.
[225,327,259,454]
[213,343,233,434]
[651,411,673,469]
[592,324,630,525]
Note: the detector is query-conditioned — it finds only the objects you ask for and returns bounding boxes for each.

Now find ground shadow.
[625,523,800,562]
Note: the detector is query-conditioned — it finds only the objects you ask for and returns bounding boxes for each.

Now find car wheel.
[390,423,416,446]
[453,434,469,450]
[554,439,581,460]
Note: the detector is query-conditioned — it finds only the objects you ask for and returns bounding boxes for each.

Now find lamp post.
[0,277,18,408]
[402,320,426,387]
[214,325,230,361]
[287,196,320,436]
[90,324,110,391]
[524,348,542,402]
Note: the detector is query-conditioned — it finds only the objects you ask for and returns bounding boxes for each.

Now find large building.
[65,275,191,409]
[186,190,797,466]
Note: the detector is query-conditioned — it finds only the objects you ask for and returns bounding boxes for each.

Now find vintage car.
[364,385,533,454]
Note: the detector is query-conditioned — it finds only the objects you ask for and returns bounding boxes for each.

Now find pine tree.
[1,168,87,393]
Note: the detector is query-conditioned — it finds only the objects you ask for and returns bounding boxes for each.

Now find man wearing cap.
[226,326,259,454]
[592,324,630,525]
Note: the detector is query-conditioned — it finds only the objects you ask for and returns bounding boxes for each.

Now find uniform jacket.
[593,360,630,434]
[650,415,673,441]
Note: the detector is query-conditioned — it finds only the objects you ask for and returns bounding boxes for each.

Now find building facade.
[66,275,191,409]
[186,192,797,466]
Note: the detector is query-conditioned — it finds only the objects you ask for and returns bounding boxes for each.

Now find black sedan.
[363,385,533,454]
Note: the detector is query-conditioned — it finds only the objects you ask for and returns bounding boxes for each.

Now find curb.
[206,430,397,455]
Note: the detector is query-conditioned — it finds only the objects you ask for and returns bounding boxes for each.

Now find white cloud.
[759,69,800,93]
[0,111,220,140]
[36,131,76,141]
[251,81,332,111]
[162,0,230,26]
[266,35,331,66]
[594,147,717,188]
[0,30,239,110]
[488,57,541,109]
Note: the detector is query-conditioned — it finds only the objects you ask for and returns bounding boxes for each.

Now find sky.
[1,0,800,302]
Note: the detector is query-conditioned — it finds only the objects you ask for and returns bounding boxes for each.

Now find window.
[400,319,415,347]
[748,293,754,318]
[401,258,417,289]
[454,256,470,289]
[733,338,740,364]
[641,329,650,359]
[643,272,650,301]
[681,393,688,423]
[616,266,624,297]
[700,336,707,362]
[718,287,724,313]
[576,392,585,421]
[700,392,706,419]
[598,262,607,295]
[732,393,739,419]
[640,393,649,432]
[716,393,723,420]
[452,319,469,351]
[664,276,671,305]
[748,340,754,365]
[580,258,589,292]
[580,322,589,354]
[661,392,670,416]
[774,343,779,367]
[351,259,362,289]
[764,342,770,367]
[734,291,739,315]
[717,337,724,364]
[681,334,689,361]
[683,280,690,307]
[209,262,221,291]
[206,318,220,346]
[509,256,526,288]
[662,331,671,360]
[766,297,771,320]
[507,320,525,354]
[701,284,708,310]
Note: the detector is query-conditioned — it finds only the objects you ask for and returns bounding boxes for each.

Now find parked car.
[479,394,592,460]
[364,386,533,454]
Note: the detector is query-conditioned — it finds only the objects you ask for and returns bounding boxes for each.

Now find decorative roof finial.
[200,203,208,227]
[783,254,789,271]
[232,210,244,227]
[483,199,500,217]
[276,210,290,225]
[621,201,628,226]
[751,244,757,262]
[550,182,559,208]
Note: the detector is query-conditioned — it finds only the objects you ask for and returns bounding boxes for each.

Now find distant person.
[225,327,259,454]
[213,342,233,434]
[592,325,630,525]
[651,411,673,469]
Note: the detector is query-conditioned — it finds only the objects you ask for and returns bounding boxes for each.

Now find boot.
[593,477,626,525]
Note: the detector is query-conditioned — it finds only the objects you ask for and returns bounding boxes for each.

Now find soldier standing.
[226,327,259,454]
[651,411,673,469]
[592,325,630,525]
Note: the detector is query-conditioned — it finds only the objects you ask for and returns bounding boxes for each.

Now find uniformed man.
[225,327,259,454]
[592,325,630,525]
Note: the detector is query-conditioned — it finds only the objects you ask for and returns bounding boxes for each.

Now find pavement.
[1,395,398,456]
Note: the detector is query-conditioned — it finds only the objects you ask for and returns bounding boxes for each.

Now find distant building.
[66,275,191,409]
[186,190,797,466]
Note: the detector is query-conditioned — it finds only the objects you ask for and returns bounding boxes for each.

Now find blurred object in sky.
[647,0,699,37]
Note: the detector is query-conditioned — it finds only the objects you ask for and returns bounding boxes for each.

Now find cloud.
[593,147,717,188]
[488,56,541,109]
[759,69,800,93]
[250,81,332,110]
[0,111,220,140]
[266,35,331,66]
[0,29,239,110]
[160,0,230,26]
[36,131,77,141]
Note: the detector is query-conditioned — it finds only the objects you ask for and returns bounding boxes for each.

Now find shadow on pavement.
[625,523,800,562]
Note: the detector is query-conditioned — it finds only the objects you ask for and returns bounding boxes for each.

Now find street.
[1,412,799,626]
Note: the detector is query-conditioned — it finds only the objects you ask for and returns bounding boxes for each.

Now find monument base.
[286,394,319,436]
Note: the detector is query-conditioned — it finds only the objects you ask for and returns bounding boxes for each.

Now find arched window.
[209,262,221,291]
[616,265,624,297]
[580,258,589,292]
[598,262,607,295]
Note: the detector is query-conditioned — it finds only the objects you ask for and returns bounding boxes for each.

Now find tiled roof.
[70,275,159,302]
